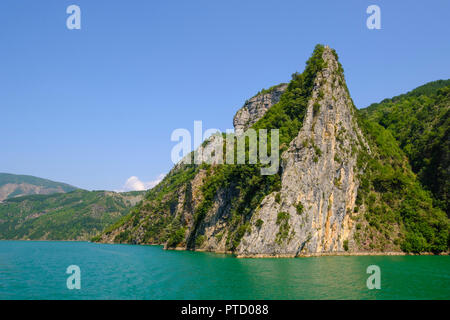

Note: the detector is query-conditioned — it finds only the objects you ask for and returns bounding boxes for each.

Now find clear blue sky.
[1,0,449,191]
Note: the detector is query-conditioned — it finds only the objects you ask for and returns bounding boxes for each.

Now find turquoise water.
[0,241,449,300]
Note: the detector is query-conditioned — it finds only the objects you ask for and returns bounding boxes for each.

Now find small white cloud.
[120,174,165,192]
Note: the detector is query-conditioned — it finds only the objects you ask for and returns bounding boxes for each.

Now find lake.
[0,241,448,299]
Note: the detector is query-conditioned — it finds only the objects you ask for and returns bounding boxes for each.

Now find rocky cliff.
[235,48,367,256]
[98,45,448,256]
[233,84,287,132]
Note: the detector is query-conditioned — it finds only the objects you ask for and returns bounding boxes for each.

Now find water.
[0,241,448,300]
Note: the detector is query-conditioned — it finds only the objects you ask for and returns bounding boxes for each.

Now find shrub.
[195,235,205,247]
[275,193,281,204]
[334,154,341,163]
[167,227,186,247]
[214,232,223,242]
[276,212,291,244]
[114,230,131,243]
[343,240,349,251]
[296,202,304,215]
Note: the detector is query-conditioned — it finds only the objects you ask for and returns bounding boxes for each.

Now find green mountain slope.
[361,80,450,214]
[97,45,448,255]
[0,190,145,240]
[0,173,77,201]
[355,114,448,253]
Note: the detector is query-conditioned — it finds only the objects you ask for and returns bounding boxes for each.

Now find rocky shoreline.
[165,246,449,258]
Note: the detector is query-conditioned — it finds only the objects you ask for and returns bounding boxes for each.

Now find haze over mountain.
[0,173,77,202]
[0,173,146,240]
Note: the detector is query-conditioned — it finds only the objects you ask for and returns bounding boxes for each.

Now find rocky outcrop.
[236,47,368,256]
[233,84,287,132]
[0,190,145,241]
[98,45,448,256]
[187,47,368,257]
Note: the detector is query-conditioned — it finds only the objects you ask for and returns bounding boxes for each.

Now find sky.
[0,0,449,191]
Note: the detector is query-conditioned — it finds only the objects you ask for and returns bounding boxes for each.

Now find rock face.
[236,48,367,256]
[233,84,287,132]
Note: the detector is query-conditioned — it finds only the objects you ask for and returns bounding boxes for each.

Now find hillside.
[0,173,77,202]
[0,190,145,240]
[97,45,448,256]
[361,80,450,215]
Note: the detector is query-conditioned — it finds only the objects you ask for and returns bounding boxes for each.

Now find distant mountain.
[0,190,145,241]
[0,173,78,202]
[361,80,450,215]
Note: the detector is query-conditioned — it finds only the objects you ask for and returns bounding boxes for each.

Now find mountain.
[361,80,450,215]
[97,45,448,256]
[0,190,145,240]
[0,173,77,202]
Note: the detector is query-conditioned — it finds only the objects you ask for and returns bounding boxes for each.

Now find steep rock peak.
[236,45,369,256]
[233,83,288,132]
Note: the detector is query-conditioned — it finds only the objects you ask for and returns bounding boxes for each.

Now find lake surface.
[0,241,449,300]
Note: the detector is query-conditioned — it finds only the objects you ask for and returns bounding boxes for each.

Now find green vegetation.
[311,140,322,157]
[334,154,341,164]
[0,173,78,201]
[97,45,328,252]
[95,47,448,255]
[197,164,280,250]
[191,45,328,251]
[255,219,264,228]
[276,212,290,244]
[361,80,450,215]
[0,190,144,240]
[295,202,304,215]
[0,173,77,192]
[276,211,290,224]
[343,240,349,251]
[167,227,186,247]
[313,102,321,117]
[215,232,224,242]
[354,112,448,253]
[275,192,281,204]
[230,222,251,250]
[195,235,206,247]
[253,44,326,149]
[334,177,341,188]
[118,164,200,245]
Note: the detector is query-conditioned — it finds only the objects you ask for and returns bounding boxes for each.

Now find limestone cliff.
[98,45,449,256]
[0,173,77,202]
[236,48,367,256]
